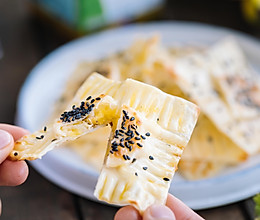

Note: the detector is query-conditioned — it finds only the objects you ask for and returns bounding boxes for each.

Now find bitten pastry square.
[94,77,199,213]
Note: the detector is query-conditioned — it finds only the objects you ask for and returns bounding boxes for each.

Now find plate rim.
[16,21,260,210]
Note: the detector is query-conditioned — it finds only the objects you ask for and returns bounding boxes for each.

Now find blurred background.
[1,0,260,124]
[1,0,260,219]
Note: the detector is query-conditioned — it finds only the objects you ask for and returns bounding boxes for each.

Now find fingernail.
[0,130,12,149]
[147,205,175,220]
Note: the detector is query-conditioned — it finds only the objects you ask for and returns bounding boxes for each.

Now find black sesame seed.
[135,137,141,140]
[51,138,57,142]
[143,167,148,170]
[128,146,132,151]
[135,172,138,176]
[157,118,159,121]
[149,156,154,160]
[119,129,125,134]
[135,131,140,136]
[110,150,114,154]
[145,132,150,136]
[131,125,136,130]
[122,110,127,116]
[141,135,146,140]
[130,117,135,121]
[120,138,124,142]
[115,130,119,136]
[14,152,18,156]
[119,143,125,148]
[125,137,131,141]
[90,99,95,104]
[90,104,95,108]
[137,143,143,148]
[126,155,131,160]
[123,155,127,160]
[43,126,47,132]
[163,177,170,181]
[125,142,129,148]
[96,97,101,101]
[132,158,136,163]
[86,96,92,100]
[112,141,118,146]
[121,126,126,130]
[128,140,134,145]
[125,115,129,120]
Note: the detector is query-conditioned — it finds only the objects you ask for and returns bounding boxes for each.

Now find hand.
[114,194,204,220]
[0,124,29,215]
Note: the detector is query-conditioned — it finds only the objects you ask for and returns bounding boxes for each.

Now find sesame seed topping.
[123,155,128,160]
[120,138,124,142]
[145,132,150,136]
[135,131,140,136]
[90,99,95,103]
[135,172,138,176]
[135,137,141,140]
[131,125,136,130]
[96,97,101,101]
[60,96,100,123]
[122,110,127,116]
[149,156,154,160]
[143,167,148,170]
[110,150,113,154]
[14,152,18,156]
[130,117,135,121]
[128,140,134,145]
[51,138,57,142]
[141,135,146,140]
[132,158,136,163]
[86,96,92,100]
[119,143,125,148]
[43,126,47,132]
[137,143,143,148]
[121,126,126,130]
[125,142,129,148]
[163,178,170,181]
[125,137,131,141]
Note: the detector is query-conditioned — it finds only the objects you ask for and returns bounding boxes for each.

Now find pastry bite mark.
[9,94,118,161]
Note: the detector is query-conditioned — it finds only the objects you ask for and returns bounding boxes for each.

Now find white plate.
[16,21,260,210]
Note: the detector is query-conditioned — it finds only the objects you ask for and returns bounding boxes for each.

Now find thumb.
[0,129,14,163]
[143,205,176,220]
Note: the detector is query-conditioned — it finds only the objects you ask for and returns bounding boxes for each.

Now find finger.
[143,204,175,220]
[0,124,29,141]
[166,194,204,220]
[114,206,142,220]
[0,160,28,186]
[0,129,14,164]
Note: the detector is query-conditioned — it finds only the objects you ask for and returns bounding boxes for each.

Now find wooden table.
[0,0,258,219]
